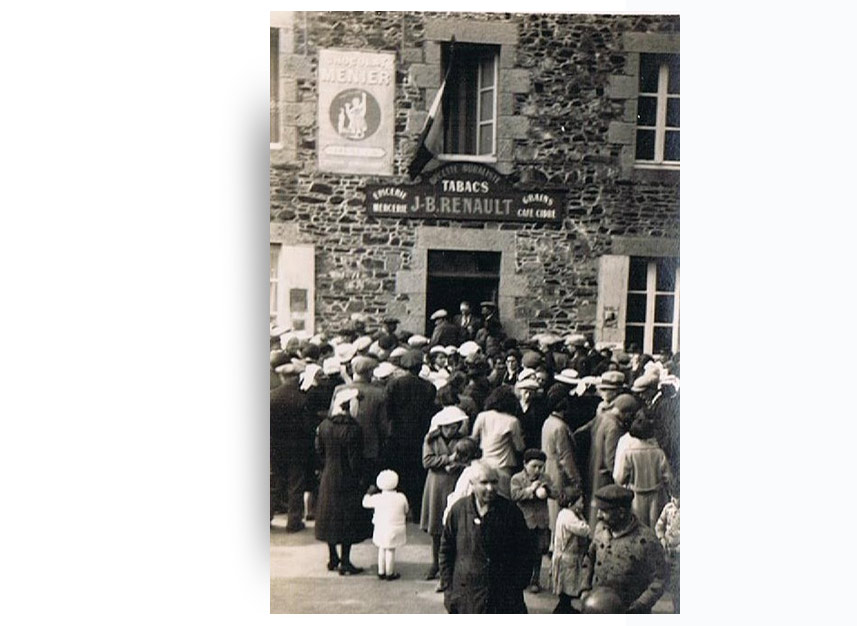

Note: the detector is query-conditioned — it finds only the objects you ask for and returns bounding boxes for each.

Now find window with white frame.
[635,53,679,166]
[270,243,280,323]
[270,28,279,145]
[624,257,680,354]
[441,43,498,158]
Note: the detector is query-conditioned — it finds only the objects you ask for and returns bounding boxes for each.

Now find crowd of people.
[270,300,680,614]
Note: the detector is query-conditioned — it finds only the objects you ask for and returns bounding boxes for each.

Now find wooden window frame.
[626,259,680,354]
[635,54,679,168]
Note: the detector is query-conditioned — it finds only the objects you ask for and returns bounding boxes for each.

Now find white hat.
[564,333,587,347]
[389,346,408,360]
[515,378,541,391]
[430,309,448,321]
[332,387,359,408]
[430,406,468,430]
[458,341,481,358]
[334,342,357,363]
[373,362,396,380]
[350,312,369,323]
[429,345,446,355]
[444,345,458,356]
[376,469,399,491]
[408,334,429,348]
[353,335,372,352]
[322,357,342,376]
[554,368,581,385]
[517,367,537,382]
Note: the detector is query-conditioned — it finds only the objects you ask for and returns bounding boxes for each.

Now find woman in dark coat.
[314,387,369,575]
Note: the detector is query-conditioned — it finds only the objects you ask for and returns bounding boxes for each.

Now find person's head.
[453,437,481,464]
[331,388,359,417]
[350,355,378,382]
[505,350,520,372]
[436,384,460,407]
[594,485,634,531]
[611,394,640,429]
[535,367,551,389]
[582,587,625,614]
[523,449,546,479]
[382,317,399,333]
[460,301,471,316]
[558,485,584,513]
[469,461,500,507]
[628,413,655,440]
[515,378,540,404]
[376,469,399,492]
[429,347,448,369]
[484,386,519,416]
[597,371,625,402]
[439,423,460,439]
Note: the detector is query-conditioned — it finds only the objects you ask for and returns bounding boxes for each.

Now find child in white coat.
[362,469,409,580]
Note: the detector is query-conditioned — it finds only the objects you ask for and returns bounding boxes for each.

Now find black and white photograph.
[270,10,680,614]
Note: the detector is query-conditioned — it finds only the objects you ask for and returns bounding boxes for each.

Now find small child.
[362,469,409,581]
[510,449,558,593]
[550,485,591,613]
[655,488,680,613]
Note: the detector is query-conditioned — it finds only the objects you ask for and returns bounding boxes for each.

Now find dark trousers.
[271,443,307,528]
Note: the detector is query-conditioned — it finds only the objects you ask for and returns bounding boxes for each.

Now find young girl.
[420,406,469,582]
[510,449,558,593]
[362,470,409,581]
[550,486,591,613]
[656,486,680,613]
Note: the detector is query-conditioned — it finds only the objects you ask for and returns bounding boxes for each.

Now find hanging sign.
[317,49,395,176]
[365,163,564,223]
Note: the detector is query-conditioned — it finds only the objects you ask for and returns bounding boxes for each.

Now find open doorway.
[425,250,501,335]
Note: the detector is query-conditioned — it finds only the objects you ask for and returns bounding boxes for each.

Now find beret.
[376,469,399,491]
[523,449,547,463]
[594,484,634,508]
[351,355,378,376]
[612,393,640,413]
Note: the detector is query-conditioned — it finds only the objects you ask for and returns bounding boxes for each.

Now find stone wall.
[271,11,679,338]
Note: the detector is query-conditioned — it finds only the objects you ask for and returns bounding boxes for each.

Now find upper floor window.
[441,43,498,158]
[270,28,279,145]
[635,53,679,166]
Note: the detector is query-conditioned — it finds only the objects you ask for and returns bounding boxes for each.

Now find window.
[270,28,279,145]
[270,243,280,323]
[441,43,499,158]
[635,53,679,166]
[625,257,680,354]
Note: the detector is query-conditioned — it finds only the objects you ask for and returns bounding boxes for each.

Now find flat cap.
[458,341,482,358]
[521,350,543,369]
[389,346,408,360]
[515,378,541,391]
[597,371,626,389]
[430,309,448,321]
[400,349,424,370]
[554,368,581,385]
[408,334,429,348]
[334,342,357,363]
[564,334,587,348]
[353,335,372,352]
[373,361,396,380]
[429,345,447,355]
[479,301,497,308]
[594,484,634,509]
[382,316,399,325]
[612,393,640,413]
[631,373,660,392]
[351,355,378,376]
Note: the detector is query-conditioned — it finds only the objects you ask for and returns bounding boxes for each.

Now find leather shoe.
[385,573,401,581]
[338,563,364,576]
[424,567,439,580]
[326,559,340,571]
[284,523,305,533]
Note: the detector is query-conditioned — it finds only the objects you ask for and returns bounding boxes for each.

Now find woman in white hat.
[420,405,469,581]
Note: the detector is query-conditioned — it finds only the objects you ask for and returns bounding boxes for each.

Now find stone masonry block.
[283,54,312,80]
[424,41,441,66]
[607,75,636,99]
[502,115,529,140]
[499,44,517,69]
[623,32,680,54]
[284,102,315,127]
[503,69,531,94]
[497,138,515,161]
[407,110,428,134]
[425,19,518,45]
[607,121,634,145]
[622,99,637,123]
[624,52,640,77]
[401,47,423,64]
[409,63,440,89]
[281,78,297,103]
[498,92,515,116]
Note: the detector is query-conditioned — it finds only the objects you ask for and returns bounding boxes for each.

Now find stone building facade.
[270,11,679,354]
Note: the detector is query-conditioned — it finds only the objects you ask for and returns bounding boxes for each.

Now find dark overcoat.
[314,413,370,544]
[439,495,531,614]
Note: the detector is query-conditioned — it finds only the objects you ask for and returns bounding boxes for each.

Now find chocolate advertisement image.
[270,10,679,614]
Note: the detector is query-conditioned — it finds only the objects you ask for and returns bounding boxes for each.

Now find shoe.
[385,573,401,581]
[528,583,541,594]
[377,572,386,579]
[338,563,364,576]
[435,581,447,593]
[424,567,439,580]
[326,560,340,571]
[284,523,305,533]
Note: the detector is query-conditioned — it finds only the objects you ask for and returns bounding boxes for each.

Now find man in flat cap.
[582,484,667,613]
[587,394,640,530]
[330,355,389,492]
[384,349,438,521]
[430,309,461,348]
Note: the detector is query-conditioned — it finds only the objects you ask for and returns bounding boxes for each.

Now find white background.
[1,1,851,622]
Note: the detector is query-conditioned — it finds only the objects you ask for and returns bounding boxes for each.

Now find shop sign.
[318,49,395,176]
[365,163,564,223]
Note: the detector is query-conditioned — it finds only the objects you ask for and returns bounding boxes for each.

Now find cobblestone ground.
[271,515,675,614]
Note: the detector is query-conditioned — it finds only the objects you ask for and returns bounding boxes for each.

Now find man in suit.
[430,309,462,348]
[452,301,481,343]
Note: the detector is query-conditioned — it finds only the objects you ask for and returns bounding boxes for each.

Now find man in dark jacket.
[452,301,481,343]
[384,349,437,521]
[439,462,532,613]
[430,309,462,348]
[270,363,312,531]
[582,485,667,613]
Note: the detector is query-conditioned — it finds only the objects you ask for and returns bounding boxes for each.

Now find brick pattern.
[270,11,679,338]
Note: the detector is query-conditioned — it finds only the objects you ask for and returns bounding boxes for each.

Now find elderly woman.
[421,405,469,581]
[471,386,526,499]
[314,388,369,575]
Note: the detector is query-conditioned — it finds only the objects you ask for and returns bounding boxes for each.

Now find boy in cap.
[582,484,667,613]
[430,309,461,348]
[510,449,558,593]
